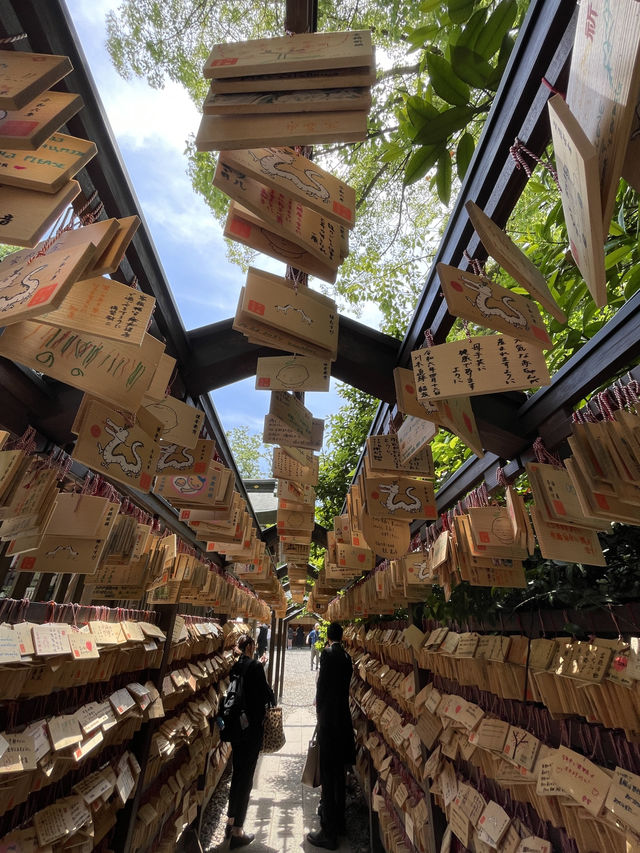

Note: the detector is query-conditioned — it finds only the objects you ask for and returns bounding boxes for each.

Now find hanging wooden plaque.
[0,180,80,247]
[89,215,140,277]
[529,505,606,566]
[0,91,83,150]
[393,367,439,421]
[214,159,341,267]
[204,30,373,79]
[0,51,73,111]
[411,335,550,400]
[256,354,330,391]
[566,0,640,230]
[435,396,484,458]
[263,414,324,450]
[465,201,567,323]
[276,479,316,506]
[196,110,367,150]
[47,217,121,261]
[209,64,376,94]
[144,396,204,449]
[272,447,318,484]
[397,415,438,464]
[0,242,96,326]
[72,398,160,492]
[234,307,333,360]
[155,439,214,476]
[39,276,155,345]
[143,353,176,403]
[0,321,164,411]
[365,434,434,477]
[269,390,313,440]
[437,263,552,348]
[204,87,371,116]
[0,132,97,193]
[13,536,108,575]
[548,95,606,307]
[224,202,337,283]
[154,471,222,506]
[364,474,436,521]
[279,444,315,467]
[240,268,338,355]
[220,147,355,228]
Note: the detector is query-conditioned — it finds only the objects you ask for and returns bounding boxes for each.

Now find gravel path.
[199,647,370,853]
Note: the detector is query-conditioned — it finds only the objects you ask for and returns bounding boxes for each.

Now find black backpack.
[219,659,250,742]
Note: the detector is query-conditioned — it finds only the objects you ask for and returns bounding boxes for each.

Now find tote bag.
[301,728,321,787]
[261,706,286,754]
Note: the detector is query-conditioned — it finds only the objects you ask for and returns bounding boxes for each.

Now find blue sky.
[66,0,385,459]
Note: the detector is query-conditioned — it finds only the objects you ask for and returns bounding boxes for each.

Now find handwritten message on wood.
[0,321,164,411]
[0,51,72,110]
[437,262,552,348]
[548,95,606,307]
[0,132,97,193]
[39,276,155,345]
[393,366,440,421]
[263,413,324,449]
[0,91,83,151]
[225,202,337,283]
[365,433,434,476]
[397,415,438,464]
[411,335,549,400]
[204,86,371,117]
[567,0,640,230]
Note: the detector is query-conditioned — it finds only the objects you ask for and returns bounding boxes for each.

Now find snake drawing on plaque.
[45,544,80,558]
[97,419,143,476]
[274,303,313,325]
[377,482,422,514]
[249,149,330,203]
[157,443,195,472]
[457,273,528,329]
[0,264,47,312]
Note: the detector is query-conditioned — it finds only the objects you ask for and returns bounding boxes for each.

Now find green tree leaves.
[426,53,470,106]
[456,131,475,179]
[404,145,439,185]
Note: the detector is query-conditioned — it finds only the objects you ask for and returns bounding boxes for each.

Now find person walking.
[224,634,275,849]
[295,625,305,647]
[307,622,320,671]
[255,622,268,661]
[307,622,355,851]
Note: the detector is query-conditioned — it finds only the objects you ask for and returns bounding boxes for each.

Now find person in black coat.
[256,623,268,659]
[307,621,355,851]
[225,634,275,849]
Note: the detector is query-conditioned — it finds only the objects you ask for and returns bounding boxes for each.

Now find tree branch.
[375,63,420,83]
[356,160,392,210]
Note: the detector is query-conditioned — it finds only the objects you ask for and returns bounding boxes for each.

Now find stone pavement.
[202,647,366,853]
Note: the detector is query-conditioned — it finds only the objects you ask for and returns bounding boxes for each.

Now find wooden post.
[277,620,287,702]
[272,618,283,698]
[267,612,277,684]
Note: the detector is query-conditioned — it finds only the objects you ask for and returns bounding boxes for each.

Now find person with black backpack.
[220,633,275,848]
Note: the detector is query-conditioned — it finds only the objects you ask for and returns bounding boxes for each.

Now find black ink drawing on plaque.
[249,149,330,203]
[97,419,143,476]
[0,265,46,312]
[274,303,313,325]
[458,274,527,329]
[276,362,310,388]
[157,443,195,472]
[378,482,422,514]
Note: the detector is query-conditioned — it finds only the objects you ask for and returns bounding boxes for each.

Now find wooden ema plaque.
[437,263,552,348]
[365,433,434,477]
[548,95,606,307]
[204,87,371,116]
[393,366,439,421]
[411,334,550,400]
[204,30,373,79]
[272,447,318,485]
[46,217,120,259]
[214,158,341,267]
[224,202,337,283]
[196,110,367,150]
[465,201,567,324]
[238,267,338,357]
[364,473,436,521]
[72,398,160,493]
[0,51,72,111]
[144,396,204,449]
[89,215,140,277]
[0,91,83,151]
[209,64,376,94]
[360,510,409,559]
[0,321,164,411]
[221,148,355,228]
[144,353,176,403]
[263,413,324,450]
[0,133,97,193]
[0,242,96,326]
[0,180,80,247]
[256,355,330,391]
[436,396,484,458]
[13,536,108,575]
[269,390,313,440]
[567,0,640,230]
[39,276,155,345]
[397,415,438,464]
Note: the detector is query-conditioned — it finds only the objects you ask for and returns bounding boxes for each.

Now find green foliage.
[225,425,270,478]
[315,384,379,529]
